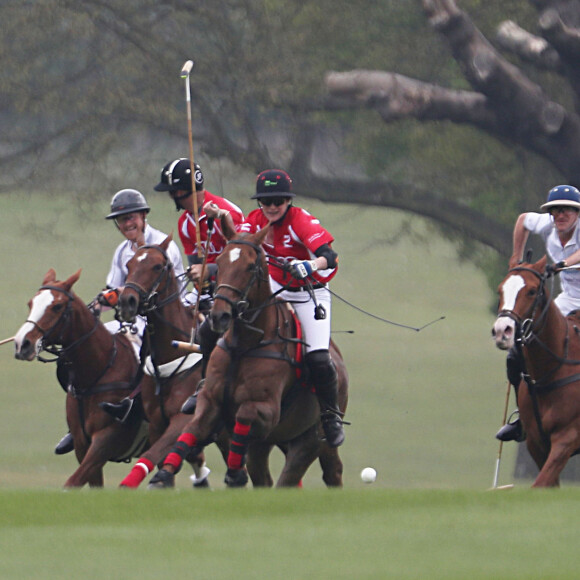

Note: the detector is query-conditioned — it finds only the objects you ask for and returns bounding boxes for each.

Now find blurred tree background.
[2,0,577,291]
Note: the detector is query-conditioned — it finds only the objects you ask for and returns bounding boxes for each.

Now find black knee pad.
[305,349,336,384]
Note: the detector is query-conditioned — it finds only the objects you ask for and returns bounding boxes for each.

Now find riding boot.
[181,318,220,415]
[100,396,134,423]
[306,350,345,448]
[54,432,74,455]
[495,345,526,442]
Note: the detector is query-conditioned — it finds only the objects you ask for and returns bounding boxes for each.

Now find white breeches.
[270,279,331,353]
[555,292,580,316]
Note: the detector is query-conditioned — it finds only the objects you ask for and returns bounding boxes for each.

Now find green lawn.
[2,488,580,579]
[0,188,575,577]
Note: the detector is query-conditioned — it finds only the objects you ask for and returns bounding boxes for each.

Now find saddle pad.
[144,352,202,378]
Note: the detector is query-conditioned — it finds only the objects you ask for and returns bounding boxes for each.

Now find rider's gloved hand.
[97,288,119,307]
[289,260,317,280]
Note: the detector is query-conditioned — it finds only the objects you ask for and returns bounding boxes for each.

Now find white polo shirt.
[524,212,580,309]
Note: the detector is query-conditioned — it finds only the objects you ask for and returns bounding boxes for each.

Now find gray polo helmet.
[106,189,151,220]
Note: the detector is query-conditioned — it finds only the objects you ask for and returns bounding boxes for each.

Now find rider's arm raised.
[511,213,531,265]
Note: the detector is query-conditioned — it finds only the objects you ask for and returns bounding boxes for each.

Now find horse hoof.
[224,468,248,488]
[147,468,175,489]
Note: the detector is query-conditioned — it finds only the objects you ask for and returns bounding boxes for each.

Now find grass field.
[0,184,567,578]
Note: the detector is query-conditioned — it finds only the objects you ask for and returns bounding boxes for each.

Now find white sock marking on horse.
[14,290,54,345]
[230,248,241,263]
[501,274,525,311]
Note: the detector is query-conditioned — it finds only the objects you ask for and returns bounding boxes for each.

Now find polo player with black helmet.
[54,189,186,454]
[154,158,245,290]
[234,169,346,448]
[497,185,580,442]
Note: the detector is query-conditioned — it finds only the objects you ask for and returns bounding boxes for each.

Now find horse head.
[210,226,270,334]
[492,255,548,350]
[14,268,82,361]
[119,234,175,323]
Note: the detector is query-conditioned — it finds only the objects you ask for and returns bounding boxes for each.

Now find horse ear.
[536,255,548,272]
[254,224,270,246]
[222,219,237,241]
[161,232,173,250]
[42,269,57,285]
[63,269,82,290]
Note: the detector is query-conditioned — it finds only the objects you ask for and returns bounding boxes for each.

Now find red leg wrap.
[164,432,199,471]
[228,421,251,470]
[120,457,155,488]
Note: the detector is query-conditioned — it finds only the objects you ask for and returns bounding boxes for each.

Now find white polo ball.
[360,467,377,483]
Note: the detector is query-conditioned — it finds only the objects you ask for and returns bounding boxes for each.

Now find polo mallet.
[190,217,215,344]
[491,380,514,490]
[0,336,14,346]
[180,59,202,257]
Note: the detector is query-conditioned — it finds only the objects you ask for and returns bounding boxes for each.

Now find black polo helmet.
[106,189,150,220]
[154,158,204,193]
[251,169,295,199]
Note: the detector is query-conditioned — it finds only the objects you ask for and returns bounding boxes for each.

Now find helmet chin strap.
[173,190,193,211]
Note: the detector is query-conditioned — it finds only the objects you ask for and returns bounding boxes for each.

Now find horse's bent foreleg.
[318,443,344,487]
[64,435,115,487]
[120,414,205,488]
[246,442,274,487]
[531,432,579,487]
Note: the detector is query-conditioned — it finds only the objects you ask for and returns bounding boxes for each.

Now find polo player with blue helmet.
[497,185,580,442]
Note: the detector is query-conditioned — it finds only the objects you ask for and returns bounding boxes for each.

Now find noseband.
[213,239,266,320]
[498,266,549,343]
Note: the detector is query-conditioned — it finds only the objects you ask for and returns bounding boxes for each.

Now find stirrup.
[54,432,74,455]
[495,410,525,442]
[320,410,347,448]
[99,397,133,423]
[181,379,205,415]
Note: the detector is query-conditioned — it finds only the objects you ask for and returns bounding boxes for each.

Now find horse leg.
[64,434,114,488]
[318,443,344,487]
[120,414,209,488]
[276,426,319,487]
[532,431,579,488]
[148,390,224,489]
[246,441,274,487]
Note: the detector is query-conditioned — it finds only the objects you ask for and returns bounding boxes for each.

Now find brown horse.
[13,269,148,487]
[492,256,580,487]
[116,236,227,488]
[145,227,348,488]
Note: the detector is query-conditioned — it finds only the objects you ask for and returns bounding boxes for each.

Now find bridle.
[29,285,99,361]
[213,239,268,321]
[124,244,182,316]
[497,266,550,344]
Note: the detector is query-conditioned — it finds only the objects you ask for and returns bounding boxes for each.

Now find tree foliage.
[2,0,576,268]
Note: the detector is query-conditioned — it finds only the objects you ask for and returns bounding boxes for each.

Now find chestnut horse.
[492,256,580,487]
[116,236,227,488]
[144,228,348,488]
[13,269,148,487]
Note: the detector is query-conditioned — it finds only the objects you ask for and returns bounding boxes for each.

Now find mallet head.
[181,60,194,78]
